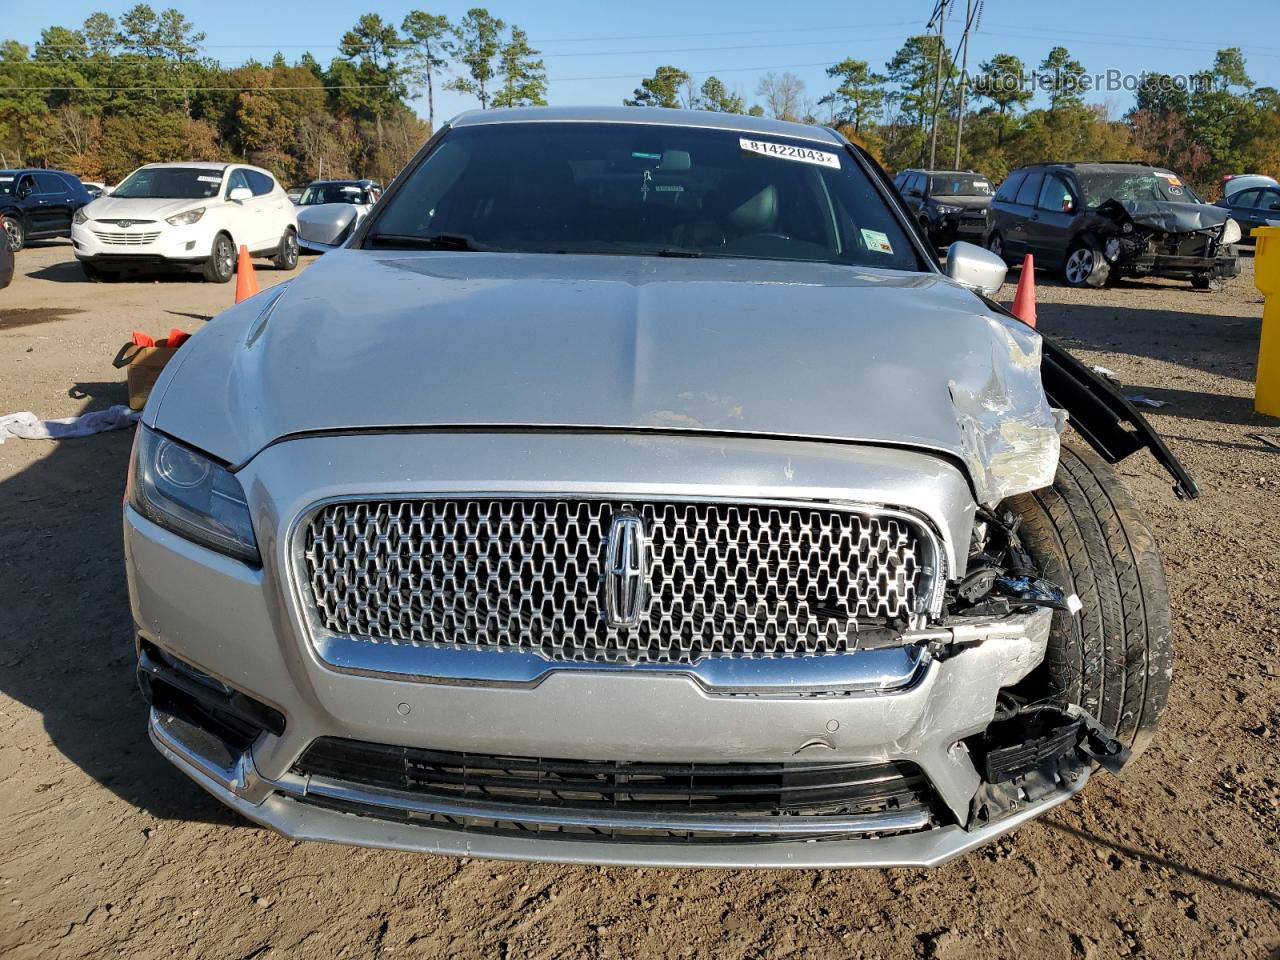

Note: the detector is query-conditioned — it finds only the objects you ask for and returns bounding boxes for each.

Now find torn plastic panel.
[949,314,1064,506]
[966,702,1128,827]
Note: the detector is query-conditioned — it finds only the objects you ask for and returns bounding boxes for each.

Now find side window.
[35,173,66,194]
[225,169,250,197]
[1232,189,1259,208]
[906,173,923,195]
[1259,189,1280,211]
[995,171,1025,202]
[1014,172,1044,206]
[17,174,38,196]
[245,170,274,196]
[1037,174,1075,213]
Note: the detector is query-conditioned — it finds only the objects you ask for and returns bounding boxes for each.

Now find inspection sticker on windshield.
[197,175,221,183]
[860,228,894,254]
[739,138,840,169]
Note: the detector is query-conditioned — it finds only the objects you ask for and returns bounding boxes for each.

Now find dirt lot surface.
[1,241,1277,960]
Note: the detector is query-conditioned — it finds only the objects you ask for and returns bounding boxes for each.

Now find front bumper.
[71,220,211,265]
[1117,250,1240,281]
[126,431,1085,867]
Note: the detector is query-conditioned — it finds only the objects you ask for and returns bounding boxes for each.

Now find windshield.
[930,174,991,197]
[1078,171,1197,206]
[366,122,923,271]
[112,167,224,200]
[300,183,370,205]
[0,173,16,197]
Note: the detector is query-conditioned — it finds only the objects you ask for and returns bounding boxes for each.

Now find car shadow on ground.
[0,387,241,828]
[1042,819,1280,910]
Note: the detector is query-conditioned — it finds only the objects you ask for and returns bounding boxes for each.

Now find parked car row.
[3,163,384,285]
[895,161,1253,290]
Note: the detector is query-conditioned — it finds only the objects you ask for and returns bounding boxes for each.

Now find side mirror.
[229,186,252,202]
[946,241,1008,296]
[16,184,31,200]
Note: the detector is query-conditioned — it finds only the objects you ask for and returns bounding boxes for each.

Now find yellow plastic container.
[1254,226,1280,417]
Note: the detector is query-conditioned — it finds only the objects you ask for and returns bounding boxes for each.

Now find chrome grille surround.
[92,229,162,245]
[297,496,942,666]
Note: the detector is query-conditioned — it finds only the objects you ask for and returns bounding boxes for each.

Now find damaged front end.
[1092,198,1241,284]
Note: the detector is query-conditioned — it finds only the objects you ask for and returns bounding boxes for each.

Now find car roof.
[0,168,77,177]
[448,105,845,146]
[307,179,378,187]
[904,169,984,176]
[1017,162,1176,176]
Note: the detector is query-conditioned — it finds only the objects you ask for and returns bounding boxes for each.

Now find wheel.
[80,260,119,283]
[202,233,235,283]
[4,215,24,252]
[1063,240,1109,288]
[1006,442,1172,758]
[272,227,299,271]
[986,231,1007,264]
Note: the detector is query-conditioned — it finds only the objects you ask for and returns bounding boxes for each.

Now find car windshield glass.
[113,167,223,199]
[300,183,367,205]
[1077,172,1195,206]
[930,174,991,196]
[0,173,16,197]
[367,122,923,271]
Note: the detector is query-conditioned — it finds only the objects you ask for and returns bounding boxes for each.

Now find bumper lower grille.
[290,738,936,842]
[299,497,934,665]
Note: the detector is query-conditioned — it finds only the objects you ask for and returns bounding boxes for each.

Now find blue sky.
[7,0,1278,122]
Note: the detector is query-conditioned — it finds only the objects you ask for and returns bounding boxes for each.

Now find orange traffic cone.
[1011,253,1036,328]
[234,245,260,304]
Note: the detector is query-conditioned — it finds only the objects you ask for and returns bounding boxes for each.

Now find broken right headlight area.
[128,425,260,564]
[946,506,1080,617]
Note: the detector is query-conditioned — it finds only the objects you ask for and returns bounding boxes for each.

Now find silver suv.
[126,107,1193,868]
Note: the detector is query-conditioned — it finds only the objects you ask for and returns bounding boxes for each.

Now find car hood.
[149,250,1061,504]
[1096,199,1231,233]
[932,195,991,209]
[84,195,208,221]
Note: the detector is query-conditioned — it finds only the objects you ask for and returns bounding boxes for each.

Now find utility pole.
[927,0,948,168]
[953,0,980,168]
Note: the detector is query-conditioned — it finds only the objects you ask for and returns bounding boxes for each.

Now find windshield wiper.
[653,247,703,258]
[365,232,486,251]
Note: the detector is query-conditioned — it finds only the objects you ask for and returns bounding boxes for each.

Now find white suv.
[72,162,299,282]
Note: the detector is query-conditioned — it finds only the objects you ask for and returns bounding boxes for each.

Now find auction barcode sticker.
[740,138,840,169]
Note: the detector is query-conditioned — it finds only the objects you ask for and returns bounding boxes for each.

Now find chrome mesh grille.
[300,498,930,665]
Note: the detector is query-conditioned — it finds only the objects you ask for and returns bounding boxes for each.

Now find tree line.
[625,43,1280,193]
[0,5,547,184]
[1,6,1277,195]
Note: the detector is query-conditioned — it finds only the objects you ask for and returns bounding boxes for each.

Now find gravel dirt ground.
[1,241,1277,960]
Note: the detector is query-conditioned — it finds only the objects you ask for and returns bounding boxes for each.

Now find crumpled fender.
[948,316,1064,506]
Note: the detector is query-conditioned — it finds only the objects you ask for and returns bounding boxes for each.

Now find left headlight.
[935,203,962,216]
[1221,218,1242,246]
[166,207,206,226]
[73,209,88,225]
[128,425,260,564]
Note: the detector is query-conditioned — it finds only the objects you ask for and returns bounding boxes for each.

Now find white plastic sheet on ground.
[0,404,139,444]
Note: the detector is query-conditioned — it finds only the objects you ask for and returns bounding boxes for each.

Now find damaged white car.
[126,107,1195,868]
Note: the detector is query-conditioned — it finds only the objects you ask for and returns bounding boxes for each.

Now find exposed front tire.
[202,233,235,283]
[1007,442,1172,759]
[272,227,299,271]
[4,216,24,252]
[1063,240,1109,288]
